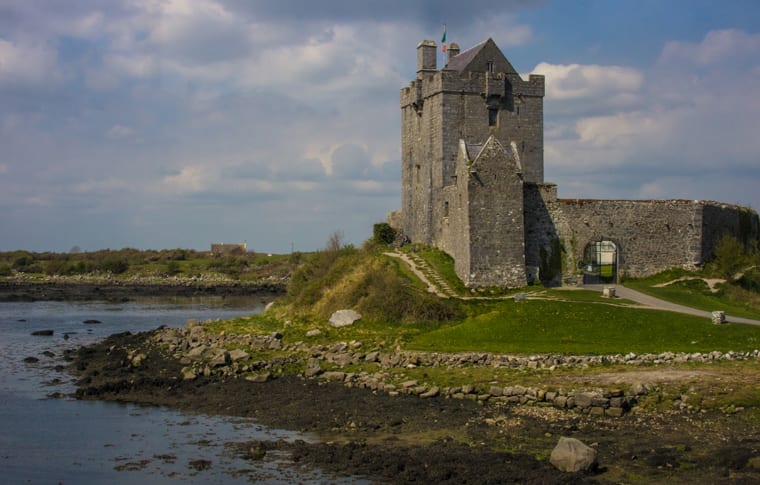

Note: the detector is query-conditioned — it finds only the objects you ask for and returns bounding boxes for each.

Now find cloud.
[533,62,642,101]
[543,28,760,207]
[0,39,60,87]
[105,124,134,139]
[660,29,760,67]
[161,166,214,194]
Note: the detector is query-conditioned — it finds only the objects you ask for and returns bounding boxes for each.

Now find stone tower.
[399,38,545,287]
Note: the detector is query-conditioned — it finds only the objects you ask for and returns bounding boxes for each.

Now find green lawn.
[409,299,760,355]
[626,277,760,320]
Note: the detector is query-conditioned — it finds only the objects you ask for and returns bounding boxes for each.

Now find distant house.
[210,243,247,256]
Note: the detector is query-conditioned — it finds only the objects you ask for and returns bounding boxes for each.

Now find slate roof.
[445,39,489,71]
[445,38,518,74]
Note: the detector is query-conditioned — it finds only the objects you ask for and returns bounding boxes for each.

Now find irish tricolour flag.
[441,24,447,52]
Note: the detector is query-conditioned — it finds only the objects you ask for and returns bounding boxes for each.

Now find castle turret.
[416,40,437,78]
[447,42,460,64]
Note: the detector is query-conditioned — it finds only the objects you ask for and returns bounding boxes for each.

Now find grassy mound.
[280,243,464,324]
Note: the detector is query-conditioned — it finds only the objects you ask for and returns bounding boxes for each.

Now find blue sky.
[1,0,759,253]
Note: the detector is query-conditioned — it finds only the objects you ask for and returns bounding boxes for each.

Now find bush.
[100,257,129,274]
[373,222,396,245]
[0,263,12,276]
[709,236,748,280]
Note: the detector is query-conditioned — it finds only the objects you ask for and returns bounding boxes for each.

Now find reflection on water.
[0,298,349,484]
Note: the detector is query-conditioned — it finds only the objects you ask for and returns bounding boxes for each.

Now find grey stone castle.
[390,38,760,288]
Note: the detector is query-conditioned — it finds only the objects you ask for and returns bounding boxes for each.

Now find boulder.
[31,330,54,336]
[329,309,361,328]
[304,358,322,378]
[550,437,598,473]
[181,367,197,380]
[305,329,322,337]
[228,349,249,362]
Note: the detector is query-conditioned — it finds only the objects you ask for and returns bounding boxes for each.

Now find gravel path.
[585,284,760,326]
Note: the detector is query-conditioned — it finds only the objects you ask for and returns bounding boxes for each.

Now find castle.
[390,38,760,287]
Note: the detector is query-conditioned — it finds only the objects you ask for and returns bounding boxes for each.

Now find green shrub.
[708,236,748,280]
[0,263,12,276]
[373,222,396,245]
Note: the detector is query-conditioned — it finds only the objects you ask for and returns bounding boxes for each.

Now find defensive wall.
[525,184,760,284]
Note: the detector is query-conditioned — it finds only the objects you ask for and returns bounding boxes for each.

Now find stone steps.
[406,253,458,298]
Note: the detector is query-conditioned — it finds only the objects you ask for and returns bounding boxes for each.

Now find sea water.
[0,298,349,484]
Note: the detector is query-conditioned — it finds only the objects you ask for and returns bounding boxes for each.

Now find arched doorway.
[582,239,618,284]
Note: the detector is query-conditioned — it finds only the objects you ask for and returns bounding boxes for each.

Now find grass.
[626,274,760,320]
[408,298,760,355]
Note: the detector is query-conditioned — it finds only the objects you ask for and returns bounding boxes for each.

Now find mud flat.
[67,329,760,484]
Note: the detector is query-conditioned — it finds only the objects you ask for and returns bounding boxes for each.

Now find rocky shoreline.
[0,276,286,301]
[66,320,760,483]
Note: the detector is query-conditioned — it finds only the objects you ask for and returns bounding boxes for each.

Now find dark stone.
[23,356,40,363]
[83,319,102,324]
[31,329,54,336]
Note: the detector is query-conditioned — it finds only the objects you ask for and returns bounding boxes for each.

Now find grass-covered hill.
[247,233,760,356]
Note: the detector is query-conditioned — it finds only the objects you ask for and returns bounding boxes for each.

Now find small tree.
[710,235,748,280]
[373,222,397,245]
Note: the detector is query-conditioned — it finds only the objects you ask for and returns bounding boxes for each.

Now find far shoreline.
[0,277,285,302]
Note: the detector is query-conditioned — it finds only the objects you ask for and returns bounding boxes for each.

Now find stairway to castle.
[386,253,459,298]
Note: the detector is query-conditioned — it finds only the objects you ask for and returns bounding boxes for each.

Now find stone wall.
[525,195,760,283]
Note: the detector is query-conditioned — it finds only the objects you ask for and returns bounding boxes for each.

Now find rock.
[514,293,527,302]
[632,382,648,396]
[550,437,598,473]
[712,310,726,325]
[305,329,322,337]
[245,372,271,383]
[329,309,361,328]
[42,351,55,358]
[573,391,597,408]
[264,301,275,313]
[23,356,39,363]
[31,330,54,336]
[131,353,146,366]
[181,367,197,380]
[304,358,322,378]
[186,345,207,360]
[420,387,440,398]
[209,350,229,367]
[228,349,249,362]
[82,319,102,324]
[322,371,347,382]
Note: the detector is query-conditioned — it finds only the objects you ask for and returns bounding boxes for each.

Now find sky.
[1,0,760,253]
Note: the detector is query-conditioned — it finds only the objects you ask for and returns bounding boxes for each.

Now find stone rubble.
[148,319,760,417]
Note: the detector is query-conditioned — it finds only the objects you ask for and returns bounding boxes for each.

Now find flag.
[441,24,447,52]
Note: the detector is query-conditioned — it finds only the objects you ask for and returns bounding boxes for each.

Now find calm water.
[0,298,347,484]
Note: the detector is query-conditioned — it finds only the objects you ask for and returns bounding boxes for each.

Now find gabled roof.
[445,38,518,74]
[469,135,522,175]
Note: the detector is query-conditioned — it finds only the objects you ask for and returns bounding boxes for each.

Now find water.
[0,298,343,484]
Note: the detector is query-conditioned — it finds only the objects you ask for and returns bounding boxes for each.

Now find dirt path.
[584,284,760,326]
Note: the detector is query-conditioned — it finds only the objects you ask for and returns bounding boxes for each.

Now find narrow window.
[444,201,449,217]
[486,61,495,73]
[488,108,498,127]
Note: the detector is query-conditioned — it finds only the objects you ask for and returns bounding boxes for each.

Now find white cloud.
[660,29,760,66]
[533,62,643,101]
[544,28,760,208]
[0,39,59,86]
[161,166,214,194]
